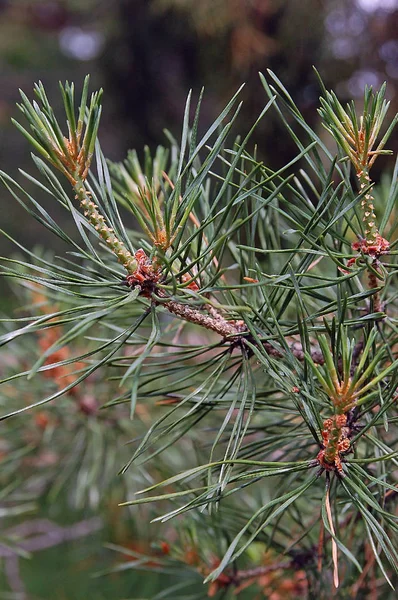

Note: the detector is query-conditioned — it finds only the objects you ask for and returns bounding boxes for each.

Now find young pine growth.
[14,78,138,274]
[0,71,397,598]
[318,82,396,254]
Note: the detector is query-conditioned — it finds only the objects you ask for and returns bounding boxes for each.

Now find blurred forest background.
[0,0,397,598]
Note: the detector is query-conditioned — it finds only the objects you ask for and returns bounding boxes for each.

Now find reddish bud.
[160,541,170,555]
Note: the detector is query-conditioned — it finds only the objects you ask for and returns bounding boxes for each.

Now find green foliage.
[0,71,397,598]
[318,79,397,172]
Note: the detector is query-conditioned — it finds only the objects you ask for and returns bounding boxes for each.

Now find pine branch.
[1,73,397,597]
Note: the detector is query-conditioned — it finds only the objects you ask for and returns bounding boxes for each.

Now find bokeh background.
[0,1,397,597]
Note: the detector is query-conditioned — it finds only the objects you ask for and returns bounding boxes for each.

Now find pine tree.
[0,71,397,598]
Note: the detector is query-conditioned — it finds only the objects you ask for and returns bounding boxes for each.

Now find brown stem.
[368,264,382,313]
[262,339,323,364]
[317,519,324,573]
[235,562,292,581]
[350,543,376,599]
[156,292,340,364]
[164,298,244,340]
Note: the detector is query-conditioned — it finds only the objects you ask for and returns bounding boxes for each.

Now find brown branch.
[368,264,382,314]
[163,296,336,364]
[350,543,376,599]
[317,519,325,573]
[124,252,365,366]
[156,292,365,367]
[262,339,325,364]
[235,561,292,581]
[164,298,245,340]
